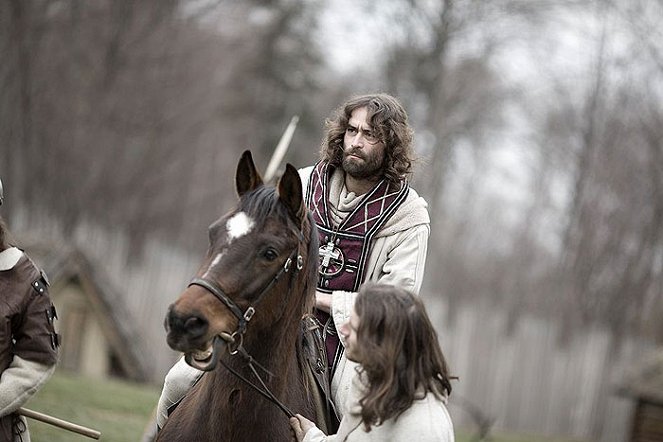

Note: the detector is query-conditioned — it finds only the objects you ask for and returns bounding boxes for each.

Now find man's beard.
[342,148,384,180]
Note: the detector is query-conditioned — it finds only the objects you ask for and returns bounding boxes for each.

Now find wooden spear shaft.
[18,407,101,440]
[264,115,300,183]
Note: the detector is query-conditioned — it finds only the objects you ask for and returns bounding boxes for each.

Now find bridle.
[186,246,303,367]
[183,228,306,418]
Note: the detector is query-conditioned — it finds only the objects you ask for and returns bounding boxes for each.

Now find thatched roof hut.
[22,238,151,382]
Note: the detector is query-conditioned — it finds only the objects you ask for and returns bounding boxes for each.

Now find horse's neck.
[234,317,301,375]
[195,326,305,440]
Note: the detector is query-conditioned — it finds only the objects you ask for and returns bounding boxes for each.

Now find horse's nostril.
[166,308,208,338]
[184,316,208,336]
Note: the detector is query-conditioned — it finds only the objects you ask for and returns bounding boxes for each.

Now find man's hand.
[315,291,332,313]
[289,414,317,442]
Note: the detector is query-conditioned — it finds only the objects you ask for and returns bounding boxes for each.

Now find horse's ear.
[236,150,264,197]
[277,163,305,225]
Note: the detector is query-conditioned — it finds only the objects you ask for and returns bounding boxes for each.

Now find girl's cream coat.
[303,373,454,442]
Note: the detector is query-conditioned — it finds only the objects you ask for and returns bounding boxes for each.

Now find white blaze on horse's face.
[202,212,254,278]
[226,212,255,242]
[202,253,223,279]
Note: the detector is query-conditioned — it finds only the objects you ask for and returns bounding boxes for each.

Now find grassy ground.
[24,371,587,442]
[456,433,587,442]
[24,371,159,442]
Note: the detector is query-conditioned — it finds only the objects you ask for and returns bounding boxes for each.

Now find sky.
[313,0,640,254]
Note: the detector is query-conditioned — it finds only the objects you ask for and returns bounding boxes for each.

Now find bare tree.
[0,0,326,259]
[526,0,663,342]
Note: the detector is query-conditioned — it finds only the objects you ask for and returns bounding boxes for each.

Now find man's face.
[342,107,385,180]
[339,308,362,363]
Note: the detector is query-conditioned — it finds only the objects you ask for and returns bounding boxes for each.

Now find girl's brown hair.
[353,283,452,431]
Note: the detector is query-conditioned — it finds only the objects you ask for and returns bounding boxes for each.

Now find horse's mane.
[238,186,285,224]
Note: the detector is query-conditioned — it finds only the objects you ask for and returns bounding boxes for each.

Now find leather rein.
[184,238,305,418]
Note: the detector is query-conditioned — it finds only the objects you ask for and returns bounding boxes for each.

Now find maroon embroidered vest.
[305,161,409,369]
[306,162,409,291]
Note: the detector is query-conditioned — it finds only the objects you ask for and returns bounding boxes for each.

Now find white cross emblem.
[320,241,340,268]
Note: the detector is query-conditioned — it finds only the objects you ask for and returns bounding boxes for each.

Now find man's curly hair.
[320,94,415,184]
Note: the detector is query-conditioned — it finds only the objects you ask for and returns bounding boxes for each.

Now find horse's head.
[164,150,317,370]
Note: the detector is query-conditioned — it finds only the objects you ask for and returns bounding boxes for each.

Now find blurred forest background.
[1,0,662,440]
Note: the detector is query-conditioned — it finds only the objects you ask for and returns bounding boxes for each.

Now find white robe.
[298,166,430,415]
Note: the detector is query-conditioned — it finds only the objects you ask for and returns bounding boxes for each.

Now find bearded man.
[299,93,430,419]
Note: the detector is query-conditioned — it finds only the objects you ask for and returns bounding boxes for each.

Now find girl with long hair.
[290,282,455,442]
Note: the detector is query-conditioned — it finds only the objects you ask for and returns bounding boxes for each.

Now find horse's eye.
[263,248,279,261]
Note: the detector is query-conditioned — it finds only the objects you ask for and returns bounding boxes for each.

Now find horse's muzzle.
[164,304,210,352]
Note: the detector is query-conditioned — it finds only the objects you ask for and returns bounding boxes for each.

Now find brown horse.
[157,151,319,441]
